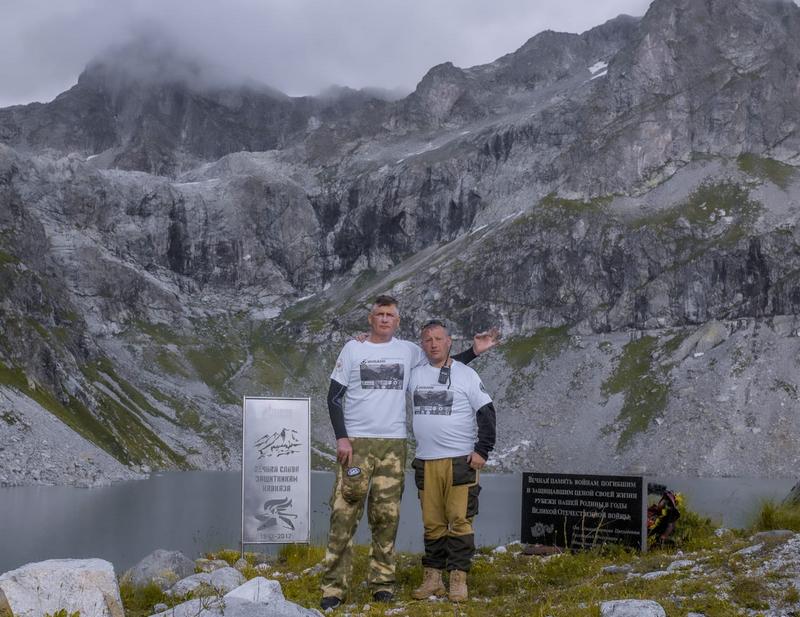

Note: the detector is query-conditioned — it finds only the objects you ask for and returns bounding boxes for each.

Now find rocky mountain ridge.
[2,0,800,484]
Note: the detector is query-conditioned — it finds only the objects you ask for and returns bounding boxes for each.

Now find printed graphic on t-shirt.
[359,359,404,390]
[413,387,454,416]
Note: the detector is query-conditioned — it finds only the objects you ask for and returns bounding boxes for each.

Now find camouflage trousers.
[320,437,406,599]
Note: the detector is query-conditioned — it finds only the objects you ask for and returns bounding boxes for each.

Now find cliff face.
[2,0,800,484]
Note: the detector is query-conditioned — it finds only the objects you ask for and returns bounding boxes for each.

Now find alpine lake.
[0,471,794,573]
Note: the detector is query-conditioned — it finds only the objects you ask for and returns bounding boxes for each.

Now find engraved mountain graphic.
[254,429,302,459]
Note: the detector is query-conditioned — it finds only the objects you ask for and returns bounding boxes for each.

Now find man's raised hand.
[472,327,501,355]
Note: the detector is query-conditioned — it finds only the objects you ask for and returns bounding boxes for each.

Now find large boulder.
[151,577,320,617]
[168,567,245,597]
[123,549,196,590]
[0,558,124,617]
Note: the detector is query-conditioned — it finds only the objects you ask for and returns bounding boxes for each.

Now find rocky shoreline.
[4,521,800,617]
[0,388,147,488]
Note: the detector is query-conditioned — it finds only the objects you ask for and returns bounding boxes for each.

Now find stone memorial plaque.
[242,397,310,544]
[521,472,646,551]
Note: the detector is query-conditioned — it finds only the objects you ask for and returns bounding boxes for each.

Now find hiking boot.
[412,567,446,599]
[372,590,394,603]
[320,596,342,610]
[448,570,468,602]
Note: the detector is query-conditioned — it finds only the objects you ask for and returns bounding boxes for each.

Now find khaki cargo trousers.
[412,456,481,572]
[320,438,405,599]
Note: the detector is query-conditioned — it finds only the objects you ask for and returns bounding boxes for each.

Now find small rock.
[227,577,322,614]
[666,559,694,571]
[234,558,248,570]
[734,543,764,556]
[492,546,508,554]
[124,549,195,590]
[152,603,168,613]
[714,528,731,537]
[642,570,671,580]
[752,530,794,542]
[303,562,325,576]
[600,599,666,617]
[169,567,245,597]
[225,577,283,602]
[602,565,632,574]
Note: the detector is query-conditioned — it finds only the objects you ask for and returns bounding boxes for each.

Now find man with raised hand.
[319,295,498,610]
[409,319,496,603]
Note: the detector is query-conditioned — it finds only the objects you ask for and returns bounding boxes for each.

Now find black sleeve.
[452,346,477,365]
[474,402,496,460]
[327,379,348,440]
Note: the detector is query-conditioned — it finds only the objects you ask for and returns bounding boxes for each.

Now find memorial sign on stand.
[521,472,646,551]
[242,397,310,545]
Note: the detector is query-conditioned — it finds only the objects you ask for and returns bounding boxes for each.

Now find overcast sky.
[1,0,659,108]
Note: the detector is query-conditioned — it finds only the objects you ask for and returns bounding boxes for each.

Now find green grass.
[248,326,320,395]
[597,341,614,355]
[631,181,762,252]
[119,580,183,617]
[153,349,190,378]
[133,319,186,346]
[0,359,187,468]
[750,500,800,532]
[118,499,800,617]
[0,250,19,267]
[43,610,80,617]
[83,357,172,421]
[602,336,670,450]
[539,194,611,215]
[192,541,741,616]
[504,325,570,370]
[1,410,22,425]
[633,182,754,229]
[737,153,797,190]
[669,499,718,552]
[659,329,690,356]
[25,317,51,341]
[335,268,382,316]
[729,575,770,610]
[185,345,246,403]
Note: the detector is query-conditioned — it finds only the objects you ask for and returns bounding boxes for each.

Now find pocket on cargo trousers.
[341,464,369,504]
[451,456,477,486]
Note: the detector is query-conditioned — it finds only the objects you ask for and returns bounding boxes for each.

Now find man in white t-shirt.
[408,320,496,603]
[319,296,498,610]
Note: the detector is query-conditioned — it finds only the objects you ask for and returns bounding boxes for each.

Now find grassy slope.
[119,501,800,617]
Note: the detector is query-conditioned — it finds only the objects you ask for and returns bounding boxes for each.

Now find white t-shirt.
[410,360,493,459]
[330,338,426,438]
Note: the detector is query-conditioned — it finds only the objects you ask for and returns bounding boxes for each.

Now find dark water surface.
[0,471,793,573]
